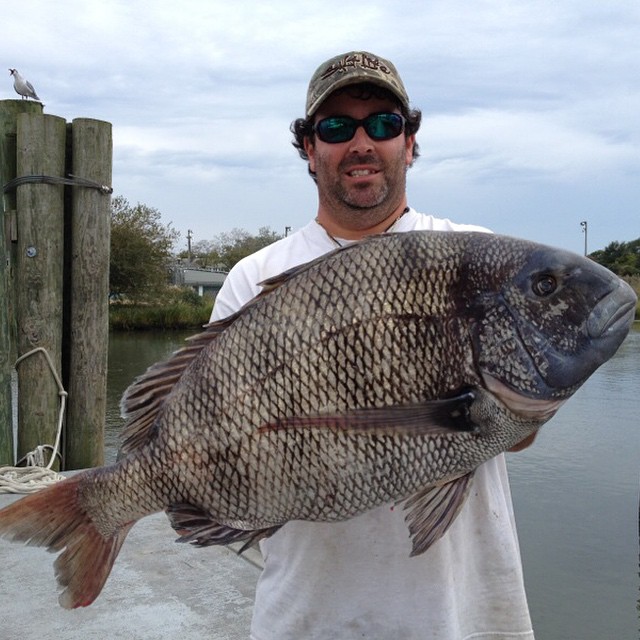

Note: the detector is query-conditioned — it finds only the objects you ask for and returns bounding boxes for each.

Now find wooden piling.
[64,118,112,469]
[14,113,67,467]
[0,103,112,470]
[0,100,44,465]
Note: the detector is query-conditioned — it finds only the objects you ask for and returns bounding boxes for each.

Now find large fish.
[0,231,635,608]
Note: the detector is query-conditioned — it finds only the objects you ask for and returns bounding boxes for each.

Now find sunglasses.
[313,112,405,144]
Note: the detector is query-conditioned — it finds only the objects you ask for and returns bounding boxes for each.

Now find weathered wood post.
[15,113,66,467]
[1,102,112,471]
[64,118,112,469]
[0,100,44,465]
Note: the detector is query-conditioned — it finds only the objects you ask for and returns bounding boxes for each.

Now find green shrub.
[110,289,213,330]
[624,276,639,321]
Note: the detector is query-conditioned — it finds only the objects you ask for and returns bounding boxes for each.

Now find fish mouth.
[482,373,565,421]
[587,283,637,339]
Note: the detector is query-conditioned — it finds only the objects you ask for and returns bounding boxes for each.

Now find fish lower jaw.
[481,373,565,421]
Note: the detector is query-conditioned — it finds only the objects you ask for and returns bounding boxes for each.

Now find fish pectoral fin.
[167,504,281,552]
[401,473,474,556]
[261,391,477,435]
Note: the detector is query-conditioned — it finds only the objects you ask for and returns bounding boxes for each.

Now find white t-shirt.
[211,209,534,640]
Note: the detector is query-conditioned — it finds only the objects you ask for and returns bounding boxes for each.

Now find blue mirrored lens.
[315,113,404,143]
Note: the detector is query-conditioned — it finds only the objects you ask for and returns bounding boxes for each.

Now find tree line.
[109,196,282,301]
[589,238,640,277]
[109,195,639,302]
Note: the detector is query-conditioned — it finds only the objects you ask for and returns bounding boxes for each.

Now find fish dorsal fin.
[118,314,237,455]
[257,262,314,295]
[256,242,361,296]
[401,472,474,556]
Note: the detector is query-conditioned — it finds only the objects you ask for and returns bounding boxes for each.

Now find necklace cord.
[315,206,409,248]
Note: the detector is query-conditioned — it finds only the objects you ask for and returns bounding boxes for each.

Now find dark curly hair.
[291,83,422,182]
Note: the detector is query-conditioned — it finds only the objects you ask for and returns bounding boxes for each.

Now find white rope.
[0,348,67,494]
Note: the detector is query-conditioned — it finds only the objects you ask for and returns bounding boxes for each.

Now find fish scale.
[0,230,635,609]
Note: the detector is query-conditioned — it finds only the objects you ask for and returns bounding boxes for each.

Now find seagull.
[9,68,41,101]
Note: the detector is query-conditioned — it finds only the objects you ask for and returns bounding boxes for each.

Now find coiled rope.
[0,348,67,493]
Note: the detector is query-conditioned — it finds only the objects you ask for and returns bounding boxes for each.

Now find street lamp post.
[580,221,588,256]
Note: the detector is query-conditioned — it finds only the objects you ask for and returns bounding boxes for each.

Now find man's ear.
[405,134,416,166]
[304,137,316,173]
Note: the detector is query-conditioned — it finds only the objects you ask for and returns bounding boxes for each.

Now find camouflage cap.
[305,51,410,117]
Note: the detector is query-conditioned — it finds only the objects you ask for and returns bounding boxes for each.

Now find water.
[105,327,640,639]
[106,330,195,464]
[507,327,640,640]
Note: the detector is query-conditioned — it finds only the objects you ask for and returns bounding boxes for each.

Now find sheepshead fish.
[0,231,635,609]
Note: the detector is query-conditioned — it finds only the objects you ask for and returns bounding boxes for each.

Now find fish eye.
[532,274,557,297]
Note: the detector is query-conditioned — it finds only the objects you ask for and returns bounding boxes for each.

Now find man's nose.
[348,125,374,153]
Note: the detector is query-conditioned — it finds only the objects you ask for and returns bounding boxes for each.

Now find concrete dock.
[0,481,261,639]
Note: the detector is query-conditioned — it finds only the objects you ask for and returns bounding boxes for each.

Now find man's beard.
[315,152,408,228]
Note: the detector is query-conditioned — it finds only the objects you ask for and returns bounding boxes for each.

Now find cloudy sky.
[4,0,639,255]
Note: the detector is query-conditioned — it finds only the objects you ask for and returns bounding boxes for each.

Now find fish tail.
[0,474,134,608]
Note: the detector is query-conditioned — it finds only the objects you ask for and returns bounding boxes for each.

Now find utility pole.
[285,226,292,237]
[580,220,588,256]
[187,229,193,263]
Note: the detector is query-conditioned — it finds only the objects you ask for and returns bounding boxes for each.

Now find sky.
[3,0,639,256]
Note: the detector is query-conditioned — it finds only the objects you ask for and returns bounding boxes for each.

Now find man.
[211,51,535,640]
